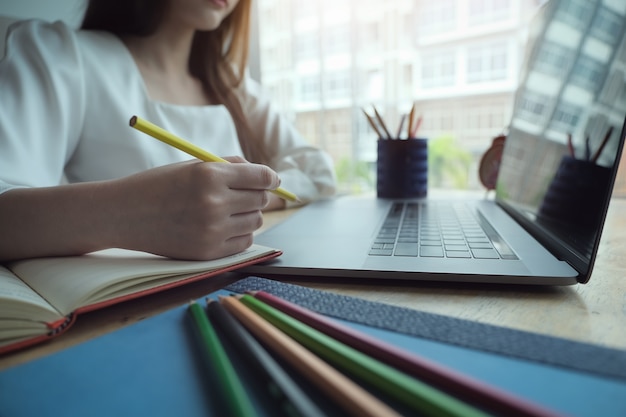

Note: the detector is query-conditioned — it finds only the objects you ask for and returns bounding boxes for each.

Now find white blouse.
[0,20,336,205]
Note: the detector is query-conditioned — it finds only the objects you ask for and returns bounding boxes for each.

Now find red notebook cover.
[0,250,281,356]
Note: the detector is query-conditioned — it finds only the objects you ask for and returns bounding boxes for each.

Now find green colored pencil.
[187,301,257,417]
[239,294,492,417]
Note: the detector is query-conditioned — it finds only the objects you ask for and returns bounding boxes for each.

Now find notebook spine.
[47,314,75,335]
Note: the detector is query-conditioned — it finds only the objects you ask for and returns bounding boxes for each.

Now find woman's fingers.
[112,160,281,260]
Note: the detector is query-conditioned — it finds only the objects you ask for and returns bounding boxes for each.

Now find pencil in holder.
[376,138,428,199]
[538,155,611,229]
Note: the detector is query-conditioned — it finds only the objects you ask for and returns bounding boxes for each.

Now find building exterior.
[255,0,625,194]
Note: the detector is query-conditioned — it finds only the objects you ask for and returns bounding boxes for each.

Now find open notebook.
[0,245,281,354]
[244,0,626,285]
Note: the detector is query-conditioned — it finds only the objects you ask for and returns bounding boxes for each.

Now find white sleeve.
[0,20,85,194]
[241,77,337,205]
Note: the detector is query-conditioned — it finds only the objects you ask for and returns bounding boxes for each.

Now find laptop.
[244,0,626,285]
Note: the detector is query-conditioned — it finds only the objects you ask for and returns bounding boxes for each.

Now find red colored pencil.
[250,290,565,417]
[410,114,423,138]
[591,126,614,163]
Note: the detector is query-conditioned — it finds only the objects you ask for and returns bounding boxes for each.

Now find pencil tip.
[129,115,137,127]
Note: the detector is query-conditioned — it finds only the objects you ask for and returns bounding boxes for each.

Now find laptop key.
[471,248,500,259]
[445,244,468,251]
[394,243,418,256]
[420,246,444,257]
[374,238,396,244]
[446,251,471,258]
[369,248,393,256]
[468,242,493,249]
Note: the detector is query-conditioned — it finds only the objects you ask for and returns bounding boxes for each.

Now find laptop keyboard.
[369,202,518,259]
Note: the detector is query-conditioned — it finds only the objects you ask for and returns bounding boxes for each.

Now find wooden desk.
[1,195,625,370]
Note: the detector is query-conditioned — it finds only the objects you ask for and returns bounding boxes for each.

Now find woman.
[0,0,336,262]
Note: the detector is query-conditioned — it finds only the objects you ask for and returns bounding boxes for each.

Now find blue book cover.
[1,277,625,417]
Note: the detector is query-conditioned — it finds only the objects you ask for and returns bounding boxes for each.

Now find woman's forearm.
[0,160,282,263]
[0,181,123,262]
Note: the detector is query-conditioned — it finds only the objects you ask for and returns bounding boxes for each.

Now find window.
[468,0,511,25]
[294,32,318,61]
[256,0,545,192]
[466,103,507,133]
[421,51,456,88]
[325,70,352,101]
[555,0,594,31]
[534,41,575,77]
[325,25,350,55]
[467,42,508,83]
[590,6,623,46]
[299,76,321,103]
[418,1,456,36]
[570,55,606,93]
[515,90,552,126]
[549,101,583,131]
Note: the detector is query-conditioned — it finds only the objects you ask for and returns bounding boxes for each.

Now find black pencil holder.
[538,155,611,229]
[376,138,428,199]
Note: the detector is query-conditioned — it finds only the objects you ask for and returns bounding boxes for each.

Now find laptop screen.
[495,0,626,280]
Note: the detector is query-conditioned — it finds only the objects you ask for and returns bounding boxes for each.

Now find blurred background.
[1,0,624,195]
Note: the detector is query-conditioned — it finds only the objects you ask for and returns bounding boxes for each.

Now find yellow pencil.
[129,115,300,203]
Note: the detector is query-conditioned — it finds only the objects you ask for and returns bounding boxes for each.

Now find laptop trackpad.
[254,197,388,268]
[261,197,389,239]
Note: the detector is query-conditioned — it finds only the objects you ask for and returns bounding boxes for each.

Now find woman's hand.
[0,159,281,262]
[113,158,282,260]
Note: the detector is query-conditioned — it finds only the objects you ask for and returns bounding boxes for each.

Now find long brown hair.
[82,0,266,163]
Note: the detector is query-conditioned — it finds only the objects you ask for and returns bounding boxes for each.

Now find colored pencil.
[251,290,566,417]
[186,301,257,417]
[238,294,491,417]
[591,126,614,163]
[206,299,326,417]
[407,102,416,139]
[361,108,385,138]
[129,115,299,203]
[410,114,423,138]
[219,296,404,417]
[372,106,394,140]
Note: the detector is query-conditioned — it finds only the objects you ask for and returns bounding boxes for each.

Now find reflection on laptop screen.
[496,0,626,277]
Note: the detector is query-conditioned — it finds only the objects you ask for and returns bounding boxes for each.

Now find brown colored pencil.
[219,296,404,417]
[250,290,565,417]
[361,108,385,138]
[372,106,393,139]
